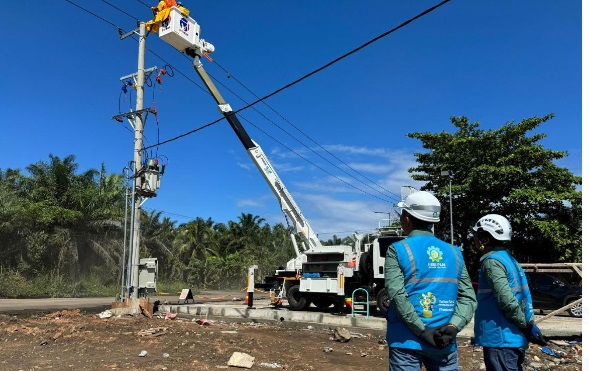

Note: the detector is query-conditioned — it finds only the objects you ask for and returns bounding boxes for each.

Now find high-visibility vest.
[386,236,464,352]
[474,250,533,348]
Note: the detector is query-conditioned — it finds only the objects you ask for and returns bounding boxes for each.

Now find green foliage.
[407,114,581,273]
[0,269,119,298]
[0,155,301,297]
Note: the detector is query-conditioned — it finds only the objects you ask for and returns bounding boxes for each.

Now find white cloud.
[233,143,426,238]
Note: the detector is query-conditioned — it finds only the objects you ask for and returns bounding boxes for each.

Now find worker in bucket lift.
[176,2,190,16]
[385,191,476,371]
[146,0,189,34]
[473,214,546,371]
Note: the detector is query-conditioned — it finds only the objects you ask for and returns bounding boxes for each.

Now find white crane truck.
[154,6,405,312]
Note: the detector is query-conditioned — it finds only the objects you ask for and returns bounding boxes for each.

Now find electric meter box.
[159,7,200,52]
[138,258,158,295]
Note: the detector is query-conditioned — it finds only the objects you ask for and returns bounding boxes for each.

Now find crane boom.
[192,58,322,253]
[153,7,403,312]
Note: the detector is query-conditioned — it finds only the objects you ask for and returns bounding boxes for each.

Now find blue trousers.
[483,347,525,371]
[389,347,458,371]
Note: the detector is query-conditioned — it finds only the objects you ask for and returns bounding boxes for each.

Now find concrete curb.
[161,302,582,340]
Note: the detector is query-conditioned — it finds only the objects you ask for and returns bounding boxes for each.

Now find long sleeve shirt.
[385,229,477,336]
[479,247,533,330]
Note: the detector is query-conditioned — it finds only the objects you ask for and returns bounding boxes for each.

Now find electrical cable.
[204,68,399,202]
[135,0,152,9]
[63,0,406,202]
[146,0,452,149]
[236,113,393,204]
[99,0,139,21]
[213,60,400,201]
[234,0,452,113]
[64,0,121,29]
[64,0,441,205]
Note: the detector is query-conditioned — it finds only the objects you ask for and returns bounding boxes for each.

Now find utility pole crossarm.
[112,108,157,123]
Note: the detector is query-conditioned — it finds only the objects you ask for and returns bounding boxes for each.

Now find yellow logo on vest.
[420,292,437,318]
[427,246,446,268]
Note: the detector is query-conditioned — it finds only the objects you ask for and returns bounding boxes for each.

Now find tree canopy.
[407,114,581,273]
[0,155,297,296]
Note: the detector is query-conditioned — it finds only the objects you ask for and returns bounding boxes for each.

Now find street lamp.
[373,211,391,226]
[440,170,454,246]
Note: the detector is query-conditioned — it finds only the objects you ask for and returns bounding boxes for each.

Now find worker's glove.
[524,321,546,346]
[419,325,444,348]
[435,324,459,348]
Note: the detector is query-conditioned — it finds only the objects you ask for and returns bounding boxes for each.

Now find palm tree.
[19,155,124,280]
[172,217,219,283]
[224,213,266,254]
[140,210,176,279]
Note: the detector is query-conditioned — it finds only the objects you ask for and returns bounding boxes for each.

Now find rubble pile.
[523,339,582,371]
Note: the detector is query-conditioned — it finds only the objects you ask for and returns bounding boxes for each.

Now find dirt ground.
[0,309,581,371]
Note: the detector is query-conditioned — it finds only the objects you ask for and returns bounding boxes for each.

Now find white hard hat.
[473,214,512,241]
[397,191,441,223]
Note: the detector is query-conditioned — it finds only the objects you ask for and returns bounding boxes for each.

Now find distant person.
[385,191,476,371]
[473,214,546,371]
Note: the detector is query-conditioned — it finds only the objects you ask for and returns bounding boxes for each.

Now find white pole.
[130,22,146,304]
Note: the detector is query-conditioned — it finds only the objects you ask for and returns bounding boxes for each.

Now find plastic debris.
[541,346,561,358]
[138,350,148,357]
[97,310,113,319]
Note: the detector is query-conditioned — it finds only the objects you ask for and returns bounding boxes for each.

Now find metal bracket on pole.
[112,108,157,123]
[119,66,158,89]
[120,66,158,81]
[140,197,149,207]
[119,27,140,40]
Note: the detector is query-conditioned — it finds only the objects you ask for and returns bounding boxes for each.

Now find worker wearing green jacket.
[473,214,546,371]
[385,191,476,371]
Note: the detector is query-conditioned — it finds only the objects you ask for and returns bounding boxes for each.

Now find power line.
[64,0,121,29]
[146,0,452,148]
[242,0,451,110]
[140,1,451,201]
[99,0,139,21]
[64,0,439,204]
[236,113,394,203]
[135,0,152,9]
[213,60,401,201]
[194,62,399,201]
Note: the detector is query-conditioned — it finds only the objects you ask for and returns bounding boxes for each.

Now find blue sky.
[1,1,581,238]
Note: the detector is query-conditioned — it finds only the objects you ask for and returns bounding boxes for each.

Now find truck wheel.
[287,285,309,310]
[359,251,373,279]
[567,298,582,317]
[376,287,390,313]
[311,297,333,310]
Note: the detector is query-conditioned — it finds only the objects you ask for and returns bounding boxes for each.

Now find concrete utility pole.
[130,21,147,306]
[113,23,159,311]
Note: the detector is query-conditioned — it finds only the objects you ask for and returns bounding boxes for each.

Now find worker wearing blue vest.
[385,191,476,371]
[473,214,546,371]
